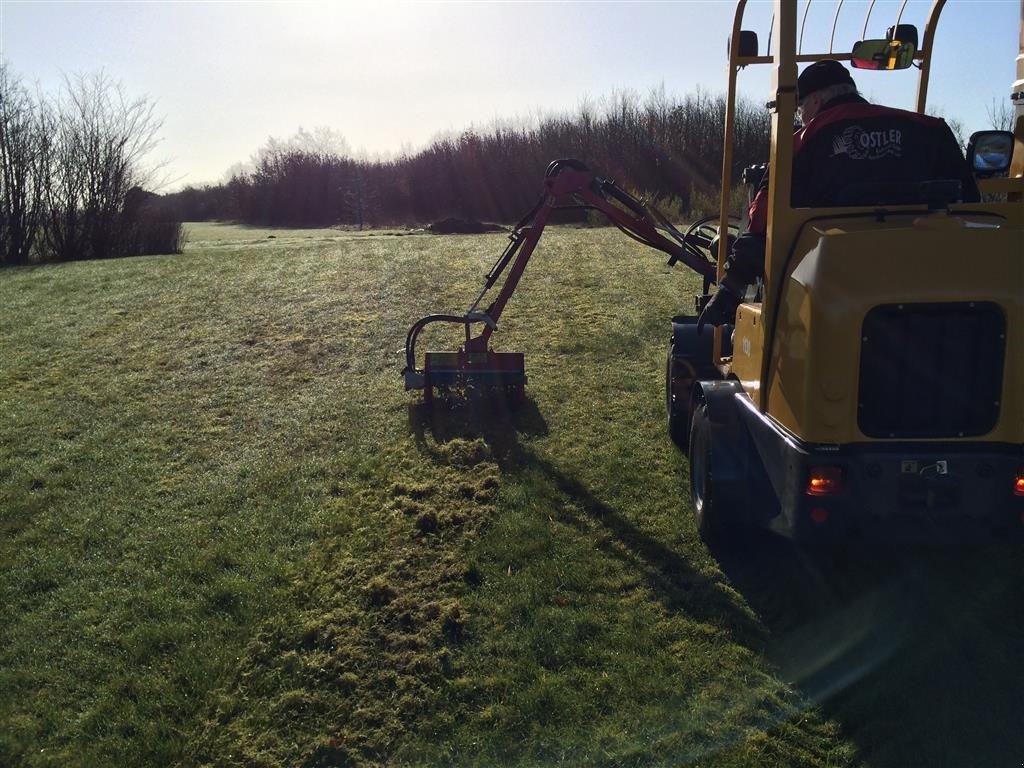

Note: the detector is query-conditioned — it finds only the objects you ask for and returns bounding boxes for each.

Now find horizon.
[2,0,1019,192]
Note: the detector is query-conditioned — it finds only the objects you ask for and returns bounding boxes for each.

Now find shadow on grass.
[719,531,1024,767]
[408,394,763,647]
[529,454,764,647]
[410,397,1024,764]
[407,393,550,463]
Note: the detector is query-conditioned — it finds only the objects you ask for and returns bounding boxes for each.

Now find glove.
[726,233,767,288]
[697,285,740,334]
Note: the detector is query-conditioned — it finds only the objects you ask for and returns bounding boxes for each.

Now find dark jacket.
[723,93,979,289]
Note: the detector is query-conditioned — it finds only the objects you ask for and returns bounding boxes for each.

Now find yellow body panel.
[730,303,764,398]
[730,211,1024,444]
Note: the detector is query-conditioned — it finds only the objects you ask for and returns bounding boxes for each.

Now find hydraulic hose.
[403,313,496,377]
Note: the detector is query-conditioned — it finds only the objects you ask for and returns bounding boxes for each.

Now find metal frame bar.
[718,0,949,404]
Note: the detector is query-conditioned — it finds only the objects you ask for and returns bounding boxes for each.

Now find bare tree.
[0,61,50,266]
[290,125,351,159]
[343,164,378,229]
[45,72,165,261]
[987,97,1014,131]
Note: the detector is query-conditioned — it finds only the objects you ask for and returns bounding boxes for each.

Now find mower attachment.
[403,311,525,402]
[402,159,720,404]
[422,350,526,404]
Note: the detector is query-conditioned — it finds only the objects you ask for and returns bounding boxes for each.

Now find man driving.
[698,59,979,331]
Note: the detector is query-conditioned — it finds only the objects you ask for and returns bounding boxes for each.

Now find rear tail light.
[1014,468,1024,497]
[807,466,844,496]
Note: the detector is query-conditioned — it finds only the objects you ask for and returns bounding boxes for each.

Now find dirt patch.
[426,218,506,235]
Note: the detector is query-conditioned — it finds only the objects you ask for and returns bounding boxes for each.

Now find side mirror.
[850,38,916,70]
[966,131,1014,176]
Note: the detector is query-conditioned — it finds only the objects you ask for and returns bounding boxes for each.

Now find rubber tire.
[688,399,735,546]
[665,346,689,451]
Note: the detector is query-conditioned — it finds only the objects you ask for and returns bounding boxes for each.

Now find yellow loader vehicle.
[405,0,1023,545]
[667,0,1024,544]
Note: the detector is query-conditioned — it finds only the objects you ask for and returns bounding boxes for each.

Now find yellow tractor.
[405,0,1023,545]
[668,0,1024,544]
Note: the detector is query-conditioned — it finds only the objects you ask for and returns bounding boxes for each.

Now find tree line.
[165,87,771,229]
[0,62,182,268]
[4,59,1011,262]
[2,64,771,267]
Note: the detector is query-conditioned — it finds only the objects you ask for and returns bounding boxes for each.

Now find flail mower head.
[403,312,526,405]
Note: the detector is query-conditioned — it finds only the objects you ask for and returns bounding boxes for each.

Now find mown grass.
[1,223,1021,767]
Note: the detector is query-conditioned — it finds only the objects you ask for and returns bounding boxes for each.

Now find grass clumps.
[432,436,493,467]
[187,432,503,766]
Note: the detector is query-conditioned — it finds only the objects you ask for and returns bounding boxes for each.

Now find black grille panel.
[858,302,1005,438]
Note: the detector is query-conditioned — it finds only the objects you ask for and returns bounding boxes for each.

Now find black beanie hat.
[797,60,855,103]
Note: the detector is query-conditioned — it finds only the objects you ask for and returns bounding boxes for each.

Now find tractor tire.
[665,345,691,451]
[688,398,744,547]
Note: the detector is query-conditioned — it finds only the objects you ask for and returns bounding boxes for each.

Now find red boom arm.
[403,159,720,395]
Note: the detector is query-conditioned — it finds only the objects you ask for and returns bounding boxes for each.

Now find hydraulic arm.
[403,158,721,402]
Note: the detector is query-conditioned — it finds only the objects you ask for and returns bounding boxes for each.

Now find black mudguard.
[666,316,730,452]
[669,315,732,368]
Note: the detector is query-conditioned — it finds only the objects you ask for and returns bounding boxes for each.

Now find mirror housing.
[729,30,758,58]
[851,38,916,70]
[966,130,1015,176]
[886,24,919,49]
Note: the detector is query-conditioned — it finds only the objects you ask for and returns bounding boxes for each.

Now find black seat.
[832,179,963,209]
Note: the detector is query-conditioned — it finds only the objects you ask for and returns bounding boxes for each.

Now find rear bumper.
[736,396,1024,543]
[787,445,1024,543]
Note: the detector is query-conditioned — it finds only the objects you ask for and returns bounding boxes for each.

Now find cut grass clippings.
[2,223,1022,767]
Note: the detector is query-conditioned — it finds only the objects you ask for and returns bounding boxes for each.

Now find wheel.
[688,399,743,546]
[665,345,691,451]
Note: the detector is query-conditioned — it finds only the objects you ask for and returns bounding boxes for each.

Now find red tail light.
[807,466,844,496]
[1014,468,1024,497]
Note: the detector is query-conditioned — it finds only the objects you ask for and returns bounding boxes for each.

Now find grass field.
[2,222,1022,767]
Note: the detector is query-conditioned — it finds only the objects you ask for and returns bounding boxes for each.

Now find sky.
[1,0,1019,191]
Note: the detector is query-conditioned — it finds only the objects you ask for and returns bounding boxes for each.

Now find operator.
[698,59,979,330]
